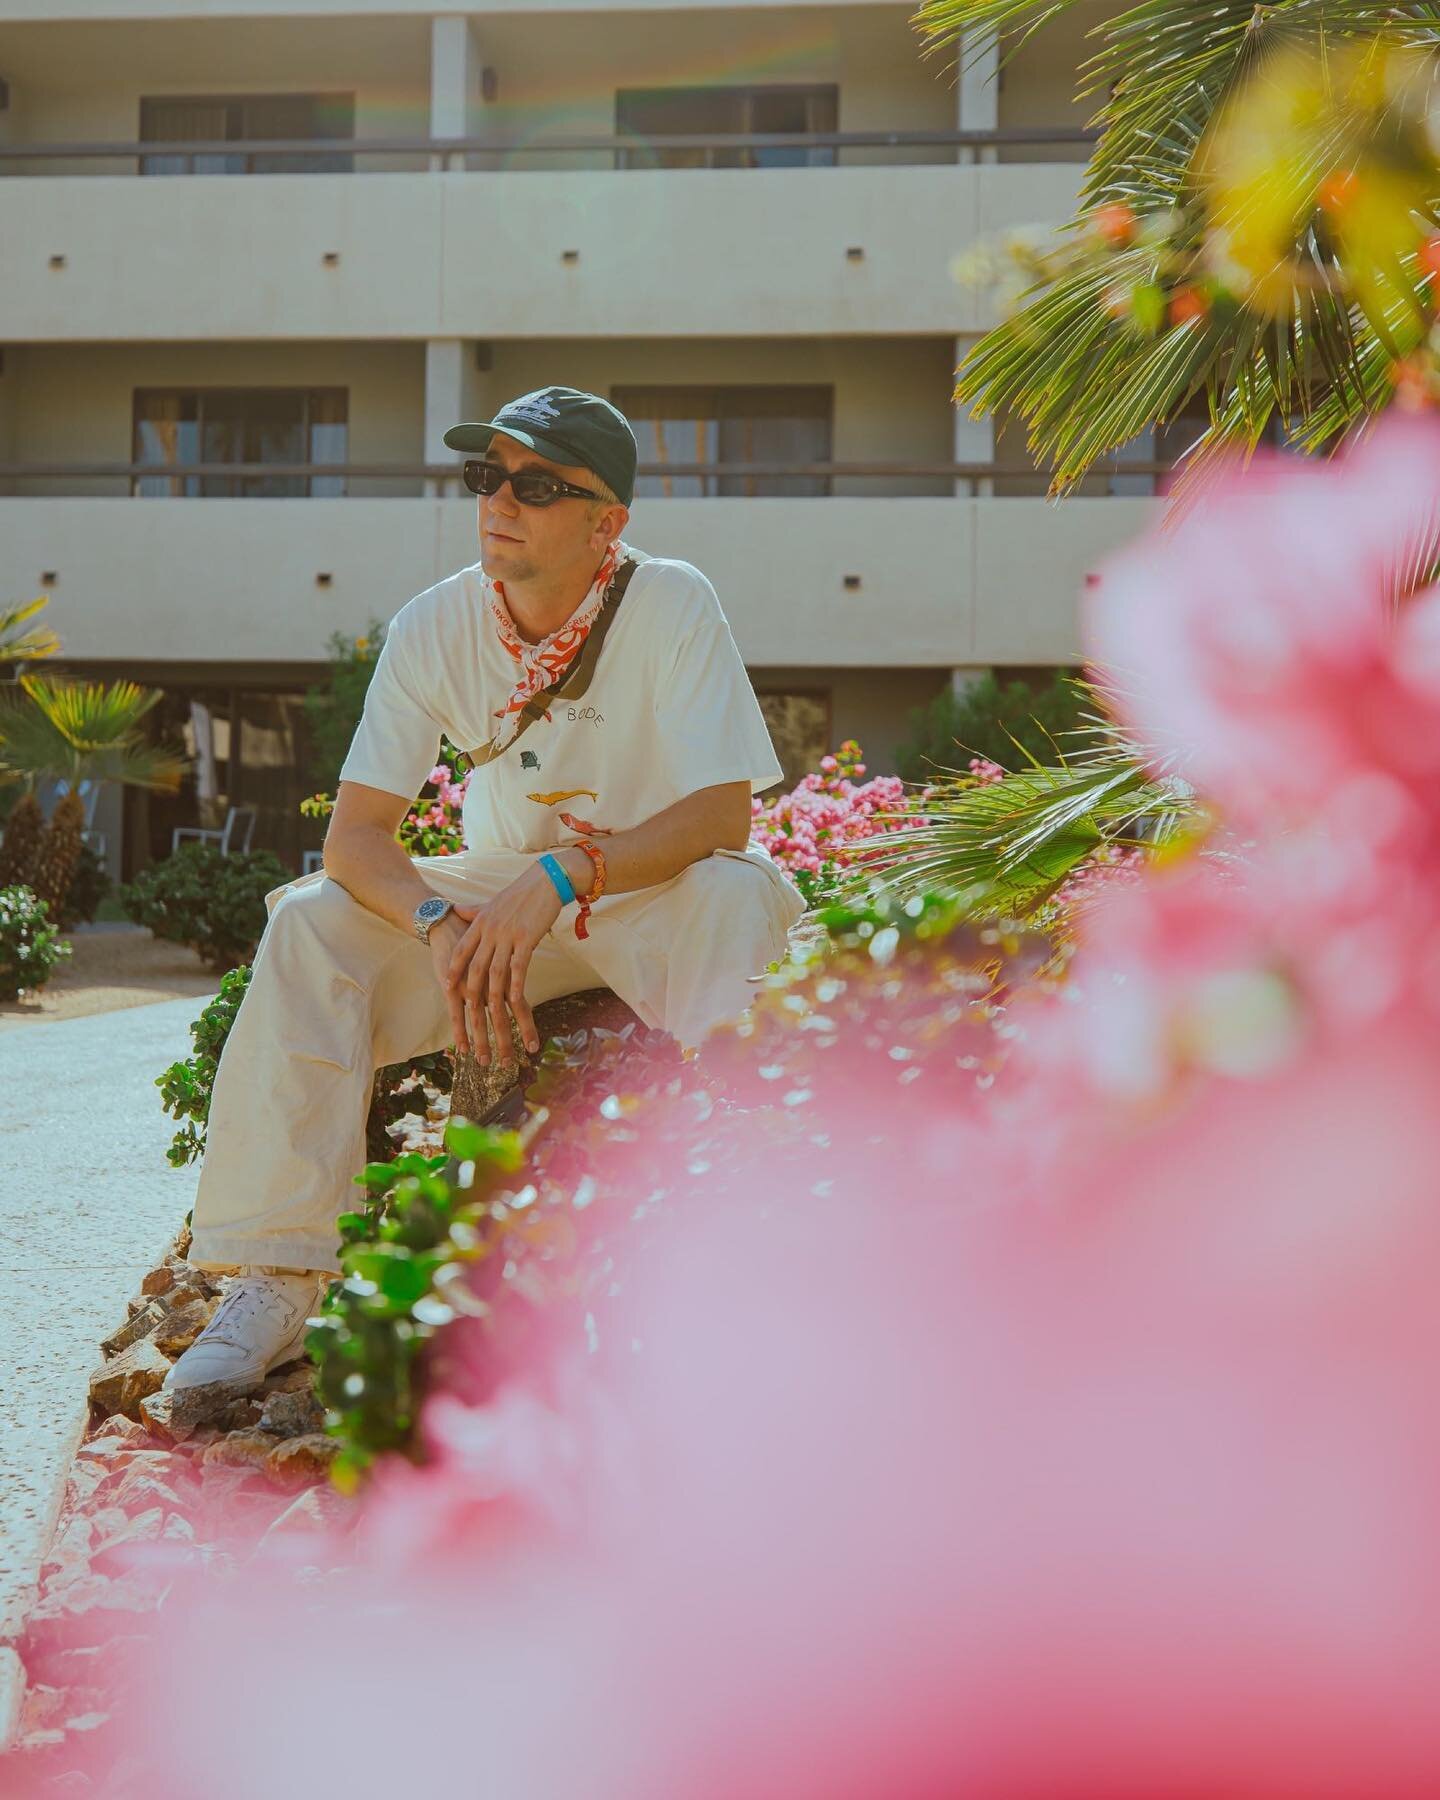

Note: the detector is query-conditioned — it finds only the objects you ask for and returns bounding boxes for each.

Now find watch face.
[417,897,448,923]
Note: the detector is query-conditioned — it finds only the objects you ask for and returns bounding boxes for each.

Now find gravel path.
[0,994,210,1694]
[0,924,216,1030]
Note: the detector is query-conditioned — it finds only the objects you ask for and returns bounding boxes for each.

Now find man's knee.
[262,873,366,958]
[675,852,801,948]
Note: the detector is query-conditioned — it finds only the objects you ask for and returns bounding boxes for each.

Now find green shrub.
[156,964,253,1167]
[0,882,71,1000]
[54,840,110,931]
[895,670,1089,782]
[120,842,290,971]
[307,1118,525,1490]
[303,620,385,790]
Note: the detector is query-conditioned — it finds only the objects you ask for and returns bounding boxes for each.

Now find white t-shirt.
[338,549,787,860]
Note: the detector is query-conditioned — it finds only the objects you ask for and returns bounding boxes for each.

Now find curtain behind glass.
[139,95,354,175]
[133,393,200,496]
[133,390,347,497]
[243,94,354,175]
[615,87,837,171]
[618,386,832,497]
[308,391,349,497]
[140,100,240,176]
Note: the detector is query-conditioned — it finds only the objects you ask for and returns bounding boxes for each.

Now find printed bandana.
[485,536,632,752]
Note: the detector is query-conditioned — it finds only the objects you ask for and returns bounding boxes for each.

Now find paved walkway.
[0,993,211,1720]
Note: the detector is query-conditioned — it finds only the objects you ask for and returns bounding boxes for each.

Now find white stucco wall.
[0,494,1155,666]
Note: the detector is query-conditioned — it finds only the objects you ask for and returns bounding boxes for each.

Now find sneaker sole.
[162,1304,319,1393]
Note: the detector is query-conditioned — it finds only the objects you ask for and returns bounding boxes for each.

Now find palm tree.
[0,676,186,915]
[912,0,1440,491]
[864,1,1435,913]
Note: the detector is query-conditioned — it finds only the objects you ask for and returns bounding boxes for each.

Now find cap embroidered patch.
[506,393,562,428]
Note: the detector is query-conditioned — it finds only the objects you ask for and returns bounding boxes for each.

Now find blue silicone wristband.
[538,852,577,906]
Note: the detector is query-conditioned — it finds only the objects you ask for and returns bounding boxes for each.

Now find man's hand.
[429,865,571,1065]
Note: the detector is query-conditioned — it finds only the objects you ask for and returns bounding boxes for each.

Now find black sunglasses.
[462,459,604,507]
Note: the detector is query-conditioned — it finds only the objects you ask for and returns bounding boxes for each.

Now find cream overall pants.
[187,846,805,1277]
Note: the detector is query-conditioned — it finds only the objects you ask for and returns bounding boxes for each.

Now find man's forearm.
[554,782,751,901]
[323,822,438,934]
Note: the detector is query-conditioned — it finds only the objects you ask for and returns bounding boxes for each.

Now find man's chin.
[480,542,531,579]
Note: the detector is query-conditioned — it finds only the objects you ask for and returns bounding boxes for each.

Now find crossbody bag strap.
[460,555,640,772]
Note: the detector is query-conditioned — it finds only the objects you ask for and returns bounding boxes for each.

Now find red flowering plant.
[397,749,470,857]
[750,738,933,907]
[300,741,470,858]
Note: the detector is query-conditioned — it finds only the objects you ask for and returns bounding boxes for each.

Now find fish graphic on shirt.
[526,789,598,808]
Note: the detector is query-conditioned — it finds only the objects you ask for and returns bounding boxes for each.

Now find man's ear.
[594,503,630,545]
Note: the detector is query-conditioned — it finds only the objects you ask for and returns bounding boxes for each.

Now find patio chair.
[171,804,257,858]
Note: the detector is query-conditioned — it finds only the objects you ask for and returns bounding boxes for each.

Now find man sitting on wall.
[164,385,806,1391]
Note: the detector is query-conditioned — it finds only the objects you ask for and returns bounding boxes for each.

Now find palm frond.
[0,676,184,792]
[0,597,61,667]
[18,675,164,749]
[845,730,1198,917]
[927,0,1440,485]
[0,692,77,784]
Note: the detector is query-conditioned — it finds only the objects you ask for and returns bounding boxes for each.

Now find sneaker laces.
[203,1277,304,1349]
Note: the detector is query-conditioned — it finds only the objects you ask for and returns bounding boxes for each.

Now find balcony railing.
[0,126,1097,175]
[0,458,1171,497]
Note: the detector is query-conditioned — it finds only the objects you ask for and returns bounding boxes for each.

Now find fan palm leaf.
[913,0,1440,487]
[0,597,61,668]
[841,691,1200,916]
[0,675,185,792]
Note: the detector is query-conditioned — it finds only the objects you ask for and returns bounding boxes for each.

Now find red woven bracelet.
[572,839,607,940]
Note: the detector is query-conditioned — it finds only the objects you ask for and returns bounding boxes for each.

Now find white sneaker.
[160,1271,325,1392]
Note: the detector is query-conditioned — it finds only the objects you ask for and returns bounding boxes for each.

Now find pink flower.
[1086,415,1440,824]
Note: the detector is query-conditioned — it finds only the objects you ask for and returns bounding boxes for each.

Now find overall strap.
[461,555,640,771]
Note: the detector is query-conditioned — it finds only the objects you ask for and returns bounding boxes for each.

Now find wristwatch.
[412,894,454,944]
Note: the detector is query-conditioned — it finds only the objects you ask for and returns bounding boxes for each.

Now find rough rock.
[26,1633,155,1695]
[100,1414,152,1448]
[90,1508,166,1571]
[87,1340,171,1421]
[150,1296,213,1358]
[103,1466,186,1517]
[24,1574,164,1656]
[136,1388,183,1447]
[75,1438,167,1467]
[139,1375,261,1447]
[257,1386,325,1439]
[39,1515,95,1591]
[139,1265,175,1298]
[448,985,646,1131]
[99,1300,167,1361]
[216,1395,266,1434]
[265,1364,321,1396]
[259,1484,355,1545]
[199,1430,284,1475]
[266,1433,339,1488]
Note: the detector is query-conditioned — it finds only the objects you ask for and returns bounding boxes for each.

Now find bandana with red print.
[485,536,631,753]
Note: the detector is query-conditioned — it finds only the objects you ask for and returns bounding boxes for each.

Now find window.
[614,85,838,170]
[1110,402,1293,497]
[613,386,834,497]
[139,94,355,175]
[132,389,349,497]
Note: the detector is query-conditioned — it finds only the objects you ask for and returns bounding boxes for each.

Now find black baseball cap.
[443,386,638,505]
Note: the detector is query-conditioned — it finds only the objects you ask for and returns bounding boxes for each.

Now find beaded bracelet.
[572,839,607,941]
